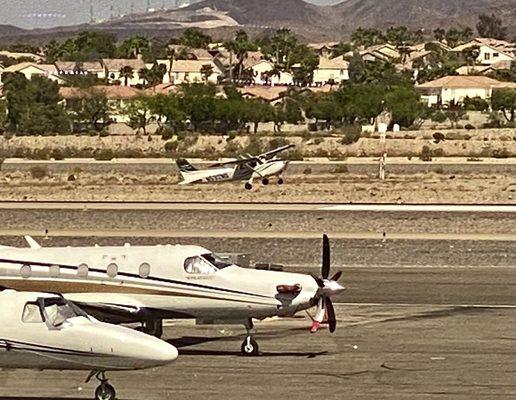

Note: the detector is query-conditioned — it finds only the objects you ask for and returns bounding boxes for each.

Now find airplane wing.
[258,144,295,160]
[208,157,259,168]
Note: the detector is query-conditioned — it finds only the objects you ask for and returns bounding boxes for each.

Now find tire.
[278,178,284,185]
[241,337,259,356]
[95,383,116,400]
[262,178,269,185]
[245,182,253,190]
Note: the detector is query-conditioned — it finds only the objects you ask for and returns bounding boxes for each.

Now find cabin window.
[139,262,151,278]
[184,256,217,275]
[49,265,60,278]
[106,263,118,278]
[20,264,31,278]
[22,303,44,323]
[78,264,89,278]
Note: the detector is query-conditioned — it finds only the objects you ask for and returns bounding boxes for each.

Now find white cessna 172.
[176,144,294,189]
[0,290,178,400]
[0,235,344,356]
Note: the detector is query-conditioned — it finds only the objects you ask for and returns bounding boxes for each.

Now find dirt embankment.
[0,128,515,159]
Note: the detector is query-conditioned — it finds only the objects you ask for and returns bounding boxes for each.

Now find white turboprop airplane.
[176,144,294,189]
[0,235,344,356]
[0,290,178,400]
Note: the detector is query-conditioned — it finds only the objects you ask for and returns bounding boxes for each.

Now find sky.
[0,0,341,29]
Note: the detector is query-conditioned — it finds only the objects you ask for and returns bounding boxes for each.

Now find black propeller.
[311,234,343,334]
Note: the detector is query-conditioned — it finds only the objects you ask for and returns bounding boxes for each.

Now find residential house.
[55,61,105,79]
[170,60,221,84]
[452,38,516,66]
[102,58,146,86]
[0,62,63,83]
[360,44,401,62]
[308,42,339,58]
[243,59,293,85]
[59,85,141,123]
[416,75,516,106]
[0,50,44,62]
[313,56,349,85]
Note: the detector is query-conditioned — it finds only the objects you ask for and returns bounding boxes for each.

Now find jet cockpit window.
[38,297,89,327]
[184,256,218,275]
[22,302,44,323]
[202,253,232,269]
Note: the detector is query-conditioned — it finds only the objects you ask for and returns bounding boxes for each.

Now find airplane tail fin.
[176,159,197,173]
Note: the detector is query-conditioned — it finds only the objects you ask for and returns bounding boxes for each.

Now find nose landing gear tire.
[95,382,116,400]
[278,178,284,185]
[245,182,253,190]
[241,336,259,356]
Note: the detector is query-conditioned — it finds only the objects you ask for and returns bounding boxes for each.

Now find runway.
[0,303,515,399]
[0,202,514,399]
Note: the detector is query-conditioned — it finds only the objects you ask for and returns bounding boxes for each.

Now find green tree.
[68,89,111,132]
[3,73,70,134]
[0,99,7,132]
[117,36,150,59]
[200,64,214,83]
[462,45,480,66]
[125,96,153,135]
[119,66,134,86]
[179,83,217,131]
[491,89,516,122]
[351,27,386,48]
[290,44,318,86]
[384,85,425,127]
[243,99,274,133]
[179,28,212,49]
[147,93,185,132]
[476,13,507,40]
[224,30,257,81]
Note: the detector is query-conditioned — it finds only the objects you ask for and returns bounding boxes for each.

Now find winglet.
[24,236,42,249]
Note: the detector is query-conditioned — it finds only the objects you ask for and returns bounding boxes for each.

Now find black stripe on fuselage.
[0,257,272,299]
[0,339,108,357]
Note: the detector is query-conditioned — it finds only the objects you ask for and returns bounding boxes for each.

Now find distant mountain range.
[0,0,514,43]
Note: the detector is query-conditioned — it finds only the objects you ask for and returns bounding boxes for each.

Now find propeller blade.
[331,271,343,282]
[321,234,330,279]
[311,274,325,288]
[326,297,337,333]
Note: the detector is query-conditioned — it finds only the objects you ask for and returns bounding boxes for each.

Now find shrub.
[420,145,433,162]
[268,137,289,150]
[463,96,489,112]
[303,167,312,175]
[464,124,476,130]
[433,132,445,143]
[29,166,48,179]
[433,148,445,157]
[94,149,115,161]
[492,148,510,159]
[340,130,361,145]
[333,164,349,174]
[164,141,178,153]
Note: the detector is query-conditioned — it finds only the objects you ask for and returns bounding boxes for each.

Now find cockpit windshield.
[184,253,233,275]
[22,297,88,327]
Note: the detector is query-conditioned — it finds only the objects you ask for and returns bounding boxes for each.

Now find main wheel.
[241,336,259,356]
[278,178,284,185]
[95,383,116,400]
[262,178,270,185]
[245,182,253,190]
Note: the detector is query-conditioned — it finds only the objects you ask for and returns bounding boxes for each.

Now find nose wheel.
[241,318,259,356]
[95,382,116,400]
[278,178,284,185]
[87,371,116,400]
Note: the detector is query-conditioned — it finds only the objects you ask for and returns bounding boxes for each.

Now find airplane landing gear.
[261,177,269,185]
[143,319,163,338]
[95,382,116,400]
[88,371,116,400]
[241,318,259,356]
[277,178,284,185]
[245,182,253,190]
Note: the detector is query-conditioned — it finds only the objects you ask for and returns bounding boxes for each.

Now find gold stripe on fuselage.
[0,278,276,306]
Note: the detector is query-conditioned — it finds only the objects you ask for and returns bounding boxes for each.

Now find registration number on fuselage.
[205,173,230,182]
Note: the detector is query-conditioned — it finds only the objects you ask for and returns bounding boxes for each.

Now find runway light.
[276,284,301,294]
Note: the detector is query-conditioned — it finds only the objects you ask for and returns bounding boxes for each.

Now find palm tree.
[138,67,152,88]
[200,64,214,83]
[119,66,134,86]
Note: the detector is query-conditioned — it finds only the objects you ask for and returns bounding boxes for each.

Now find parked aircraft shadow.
[177,348,329,358]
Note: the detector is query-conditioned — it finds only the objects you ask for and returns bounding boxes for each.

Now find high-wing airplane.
[0,235,344,356]
[0,290,178,400]
[176,144,295,189]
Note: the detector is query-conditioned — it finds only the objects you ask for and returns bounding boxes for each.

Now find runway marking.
[0,230,514,241]
[321,204,516,213]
